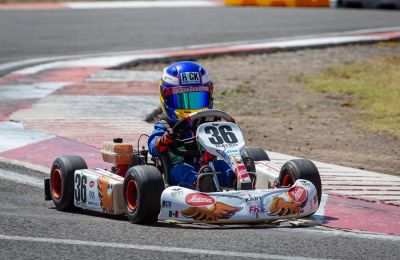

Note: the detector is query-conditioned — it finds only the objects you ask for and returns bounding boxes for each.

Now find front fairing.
[159,179,319,223]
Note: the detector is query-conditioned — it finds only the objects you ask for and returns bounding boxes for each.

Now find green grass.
[304,55,400,137]
[218,84,251,97]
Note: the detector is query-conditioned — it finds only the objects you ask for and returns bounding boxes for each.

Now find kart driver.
[148,61,235,192]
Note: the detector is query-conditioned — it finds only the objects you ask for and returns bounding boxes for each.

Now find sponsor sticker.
[288,186,307,203]
[224,148,239,156]
[89,180,95,188]
[215,143,238,148]
[235,165,249,179]
[171,187,183,191]
[87,201,100,207]
[313,194,318,205]
[169,210,179,218]
[249,205,267,214]
[245,196,261,204]
[180,72,200,85]
[299,180,311,186]
[231,155,243,164]
[170,187,184,197]
[185,193,215,207]
[89,191,95,200]
[162,200,172,208]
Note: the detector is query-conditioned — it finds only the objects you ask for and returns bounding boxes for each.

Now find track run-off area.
[1,1,400,259]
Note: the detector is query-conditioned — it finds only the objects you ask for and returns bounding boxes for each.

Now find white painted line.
[0,122,54,153]
[66,1,219,9]
[0,56,70,74]
[0,234,334,260]
[13,54,167,75]
[87,70,160,82]
[0,169,43,188]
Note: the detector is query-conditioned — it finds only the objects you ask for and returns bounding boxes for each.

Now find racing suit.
[148,117,235,189]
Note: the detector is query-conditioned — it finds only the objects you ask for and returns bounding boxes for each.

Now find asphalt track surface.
[1,165,400,260]
[1,7,400,66]
[2,6,400,260]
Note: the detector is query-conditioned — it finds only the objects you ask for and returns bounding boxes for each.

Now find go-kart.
[44,109,322,224]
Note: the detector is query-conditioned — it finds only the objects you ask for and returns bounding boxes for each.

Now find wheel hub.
[51,168,62,199]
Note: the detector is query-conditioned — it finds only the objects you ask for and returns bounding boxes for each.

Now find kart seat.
[158,153,172,185]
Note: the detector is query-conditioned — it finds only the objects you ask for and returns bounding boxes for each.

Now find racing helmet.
[159,61,213,123]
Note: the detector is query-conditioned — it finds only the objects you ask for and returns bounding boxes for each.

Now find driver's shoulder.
[157,114,175,129]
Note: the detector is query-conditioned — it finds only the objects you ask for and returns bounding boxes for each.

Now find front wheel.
[245,147,270,161]
[246,147,270,162]
[278,159,322,206]
[123,165,165,224]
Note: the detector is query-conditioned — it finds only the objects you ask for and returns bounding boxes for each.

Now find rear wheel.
[50,156,87,211]
[123,165,165,224]
[245,147,270,161]
[278,159,322,206]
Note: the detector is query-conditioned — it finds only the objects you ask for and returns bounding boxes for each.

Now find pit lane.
[0,166,398,260]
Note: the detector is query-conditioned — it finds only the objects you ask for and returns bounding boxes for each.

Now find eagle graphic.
[268,196,301,216]
[181,202,242,221]
[98,176,114,214]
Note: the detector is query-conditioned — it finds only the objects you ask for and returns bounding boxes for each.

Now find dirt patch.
[128,43,400,176]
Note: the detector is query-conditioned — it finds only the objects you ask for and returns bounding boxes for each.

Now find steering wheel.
[169,109,236,157]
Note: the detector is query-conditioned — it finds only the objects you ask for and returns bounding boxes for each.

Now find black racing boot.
[196,165,217,192]
[243,156,256,190]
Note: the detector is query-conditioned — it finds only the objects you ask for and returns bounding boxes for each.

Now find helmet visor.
[165,91,210,110]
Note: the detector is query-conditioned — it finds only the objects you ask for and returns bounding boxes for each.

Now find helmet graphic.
[159,61,213,123]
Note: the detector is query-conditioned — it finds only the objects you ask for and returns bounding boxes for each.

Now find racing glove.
[154,129,174,153]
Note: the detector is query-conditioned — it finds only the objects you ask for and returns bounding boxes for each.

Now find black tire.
[245,147,270,161]
[50,156,87,211]
[278,159,322,206]
[123,165,165,224]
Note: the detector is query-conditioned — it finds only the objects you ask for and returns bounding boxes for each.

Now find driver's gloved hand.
[155,129,174,153]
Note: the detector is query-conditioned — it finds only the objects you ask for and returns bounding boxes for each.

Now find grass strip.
[304,53,400,137]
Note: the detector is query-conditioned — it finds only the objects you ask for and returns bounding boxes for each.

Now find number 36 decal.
[75,174,87,203]
[204,125,238,145]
